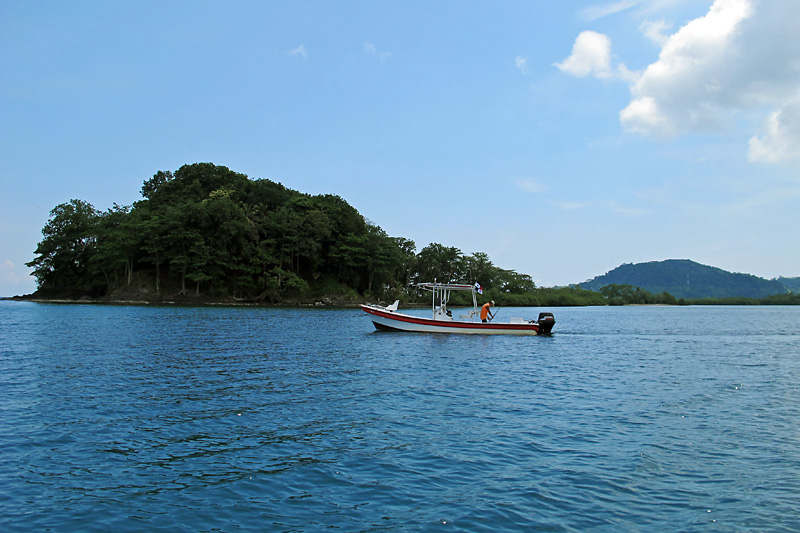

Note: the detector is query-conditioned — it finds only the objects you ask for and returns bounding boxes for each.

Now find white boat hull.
[361,304,548,336]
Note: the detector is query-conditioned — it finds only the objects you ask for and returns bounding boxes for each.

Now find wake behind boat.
[361,282,555,335]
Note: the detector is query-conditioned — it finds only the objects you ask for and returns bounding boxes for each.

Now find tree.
[463,252,495,288]
[598,283,668,305]
[160,201,202,295]
[136,202,166,293]
[363,223,403,295]
[329,232,370,289]
[495,269,536,294]
[27,199,101,291]
[391,237,416,290]
[415,243,463,283]
[297,208,333,275]
[140,170,173,200]
[198,189,254,295]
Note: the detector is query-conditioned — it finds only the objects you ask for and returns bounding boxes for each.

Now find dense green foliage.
[597,284,678,306]
[681,294,800,305]
[579,259,790,299]
[27,164,542,303]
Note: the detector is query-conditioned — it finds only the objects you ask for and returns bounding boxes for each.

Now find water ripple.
[1,303,800,531]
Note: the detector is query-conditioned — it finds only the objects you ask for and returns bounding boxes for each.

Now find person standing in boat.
[480,300,495,323]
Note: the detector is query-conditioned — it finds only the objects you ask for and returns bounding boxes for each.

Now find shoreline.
[3,296,368,308]
[2,291,438,308]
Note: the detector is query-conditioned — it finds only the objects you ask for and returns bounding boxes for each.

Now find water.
[1,302,799,531]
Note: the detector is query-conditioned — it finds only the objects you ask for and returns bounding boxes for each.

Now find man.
[480,300,495,323]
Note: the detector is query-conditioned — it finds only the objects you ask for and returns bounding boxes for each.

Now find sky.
[2,0,799,296]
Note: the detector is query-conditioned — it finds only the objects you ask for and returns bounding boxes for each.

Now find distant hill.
[777,276,800,292]
[578,259,790,299]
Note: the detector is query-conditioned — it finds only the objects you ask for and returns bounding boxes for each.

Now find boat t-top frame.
[416,282,480,321]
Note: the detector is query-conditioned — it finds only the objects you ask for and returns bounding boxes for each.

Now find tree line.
[27,163,561,304]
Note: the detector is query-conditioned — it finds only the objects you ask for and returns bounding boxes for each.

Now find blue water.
[1,302,799,531]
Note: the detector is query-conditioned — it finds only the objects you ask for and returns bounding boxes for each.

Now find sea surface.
[1,301,799,532]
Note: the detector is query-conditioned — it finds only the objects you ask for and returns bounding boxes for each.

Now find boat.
[361,282,555,335]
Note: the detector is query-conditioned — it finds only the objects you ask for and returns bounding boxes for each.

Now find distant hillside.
[578,259,790,299]
[777,277,800,293]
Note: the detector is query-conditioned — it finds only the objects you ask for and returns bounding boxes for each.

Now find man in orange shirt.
[480,300,495,323]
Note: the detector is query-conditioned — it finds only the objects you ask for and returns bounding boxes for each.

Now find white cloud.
[581,0,642,21]
[364,42,391,62]
[619,96,671,135]
[515,55,527,73]
[605,201,650,217]
[288,44,307,59]
[515,179,546,194]
[556,31,637,82]
[554,201,588,210]
[578,0,699,21]
[1,259,23,285]
[614,0,800,163]
[615,63,639,83]
[639,19,672,45]
[555,31,613,79]
[621,0,754,136]
[551,199,648,217]
[749,103,800,163]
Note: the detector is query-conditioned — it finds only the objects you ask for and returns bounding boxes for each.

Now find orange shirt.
[480,302,492,320]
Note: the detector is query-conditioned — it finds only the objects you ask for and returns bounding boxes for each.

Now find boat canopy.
[416,282,475,292]
[415,282,481,320]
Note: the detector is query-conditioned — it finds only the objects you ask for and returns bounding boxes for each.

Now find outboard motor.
[537,312,556,335]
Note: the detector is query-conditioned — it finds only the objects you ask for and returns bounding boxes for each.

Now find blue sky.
[2,0,799,296]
